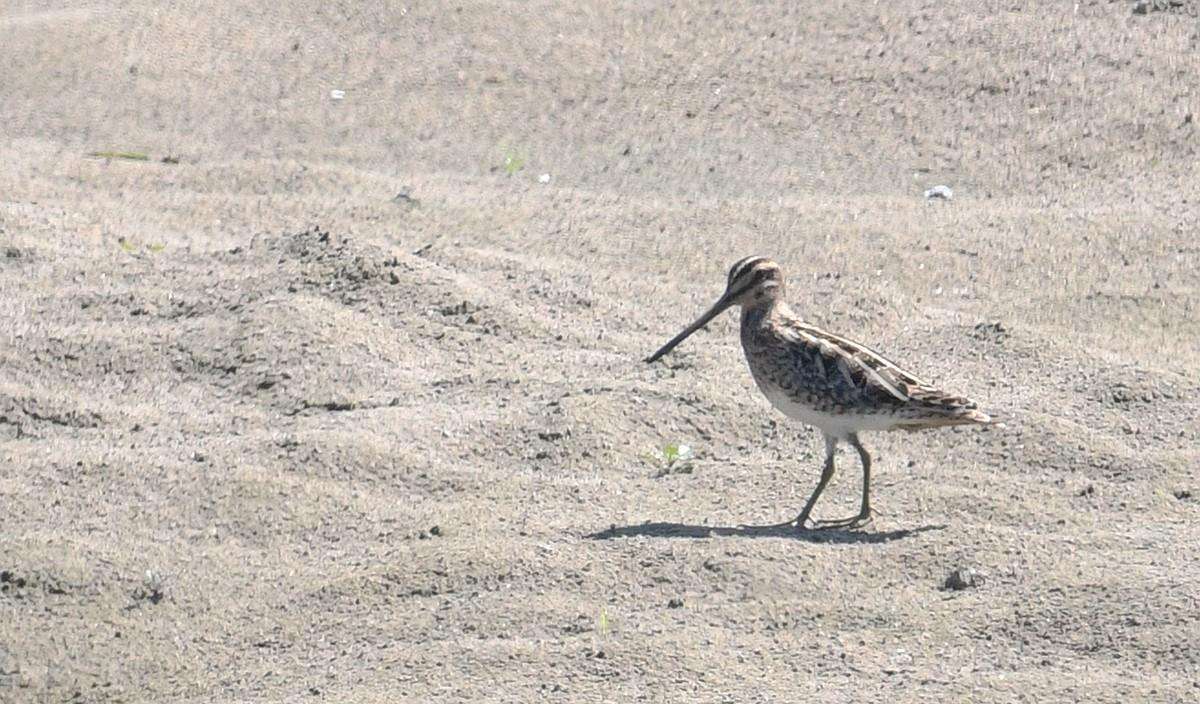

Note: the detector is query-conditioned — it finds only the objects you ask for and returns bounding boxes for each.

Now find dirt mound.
[3,2,1198,702]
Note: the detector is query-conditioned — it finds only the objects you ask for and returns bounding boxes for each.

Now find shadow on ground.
[587,522,946,544]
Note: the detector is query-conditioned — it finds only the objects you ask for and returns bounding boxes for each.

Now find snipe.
[646,256,992,530]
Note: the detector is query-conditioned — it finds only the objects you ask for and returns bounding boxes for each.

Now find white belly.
[758,382,897,438]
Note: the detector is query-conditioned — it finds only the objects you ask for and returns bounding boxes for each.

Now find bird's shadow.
[586,521,944,544]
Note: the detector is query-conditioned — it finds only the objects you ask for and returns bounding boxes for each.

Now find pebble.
[943,567,984,591]
[924,185,953,200]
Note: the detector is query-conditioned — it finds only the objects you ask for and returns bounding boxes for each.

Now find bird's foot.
[738,513,873,532]
[812,511,873,530]
[738,518,800,530]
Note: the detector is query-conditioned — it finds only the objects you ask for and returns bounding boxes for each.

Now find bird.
[645,256,992,530]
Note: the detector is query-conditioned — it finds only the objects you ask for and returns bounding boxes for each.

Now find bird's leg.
[793,435,838,530]
[738,435,838,530]
[851,434,872,522]
[814,433,873,529]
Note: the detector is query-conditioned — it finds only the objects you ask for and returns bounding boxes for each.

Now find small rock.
[924,185,954,200]
[1078,485,1095,497]
[429,525,442,537]
[653,463,694,478]
[1133,0,1185,14]
[392,191,419,207]
[538,173,551,184]
[972,320,1007,340]
[1174,489,1192,500]
[943,567,984,591]
[667,598,684,609]
[330,89,345,100]
[133,572,165,605]
[4,247,21,258]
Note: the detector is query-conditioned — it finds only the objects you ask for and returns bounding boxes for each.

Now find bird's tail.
[897,407,993,430]
[895,389,999,431]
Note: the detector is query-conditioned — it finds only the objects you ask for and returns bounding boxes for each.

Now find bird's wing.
[784,321,987,421]
[780,321,931,404]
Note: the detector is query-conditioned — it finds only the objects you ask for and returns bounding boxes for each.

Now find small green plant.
[663,443,687,464]
[598,607,610,636]
[117,238,166,254]
[652,442,695,477]
[88,150,150,161]
[501,148,525,175]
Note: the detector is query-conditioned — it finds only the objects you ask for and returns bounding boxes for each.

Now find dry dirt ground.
[2,1,1199,702]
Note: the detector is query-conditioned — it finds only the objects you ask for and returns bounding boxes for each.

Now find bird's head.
[645,256,784,363]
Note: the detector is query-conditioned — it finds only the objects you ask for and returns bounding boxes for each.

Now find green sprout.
[653,442,695,477]
[88,150,150,161]
[117,238,165,254]
[501,148,525,175]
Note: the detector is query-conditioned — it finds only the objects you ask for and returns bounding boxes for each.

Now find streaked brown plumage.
[646,256,992,530]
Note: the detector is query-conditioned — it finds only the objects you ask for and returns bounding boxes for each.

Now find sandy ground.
[2,1,1199,702]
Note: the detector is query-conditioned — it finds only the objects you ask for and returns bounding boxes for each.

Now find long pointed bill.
[644,293,735,363]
